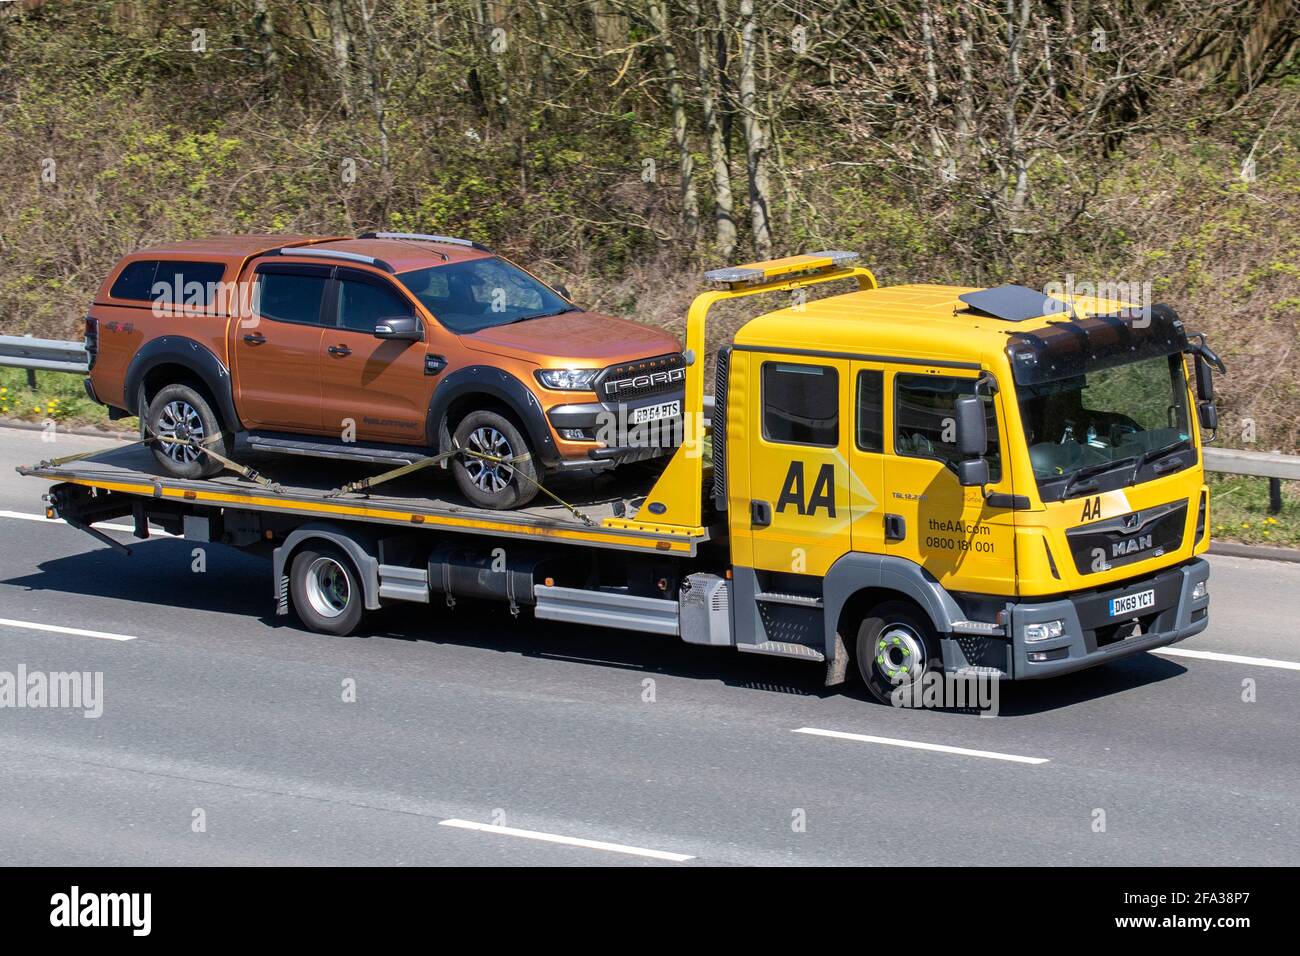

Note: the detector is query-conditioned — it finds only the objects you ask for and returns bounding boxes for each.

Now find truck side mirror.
[1194,353,1214,403]
[1197,401,1218,431]
[957,458,990,487]
[374,315,422,341]
[954,395,988,457]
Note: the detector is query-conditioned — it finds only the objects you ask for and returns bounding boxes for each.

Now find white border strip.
[0,617,137,642]
[439,819,694,862]
[1153,647,1300,672]
[793,727,1049,764]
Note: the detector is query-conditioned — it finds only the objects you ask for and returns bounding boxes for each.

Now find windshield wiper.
[1131,437,1193,479]
[1057,456,1138,500]
[506,306,580,325]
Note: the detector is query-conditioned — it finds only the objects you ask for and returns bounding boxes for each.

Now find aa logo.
[1080,496,1103,521]
[776,461,836,518]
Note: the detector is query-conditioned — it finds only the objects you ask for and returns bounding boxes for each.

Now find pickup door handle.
[243,333,266,345]
[326,345,352,357]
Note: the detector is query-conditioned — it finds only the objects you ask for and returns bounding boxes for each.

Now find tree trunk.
[738,0,772,258]
[327,0,353,116]
[690,0,736,259]
[647,0,699,244]
[252,0,278,100]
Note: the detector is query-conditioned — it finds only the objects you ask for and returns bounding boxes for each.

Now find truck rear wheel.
[290,544,365,636]
[146,383,230,479]
[450,410,540,509]
[855,601,943,705]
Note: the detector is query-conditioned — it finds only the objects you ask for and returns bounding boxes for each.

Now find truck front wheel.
[146,383,231,479]
[855,601,943,705]
[290,544,365,636]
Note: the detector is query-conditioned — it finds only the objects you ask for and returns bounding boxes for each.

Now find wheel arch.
[822,553,966,660]
[426,366,560,467]
[125,336,241,432]
[272,523,382,614]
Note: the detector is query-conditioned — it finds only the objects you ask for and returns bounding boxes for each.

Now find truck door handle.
[884,514,906,541]
[750,499,772,528]
[243,333,266,345]
[327,345,352,357]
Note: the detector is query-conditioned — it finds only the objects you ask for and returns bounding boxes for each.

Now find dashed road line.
[1153,647,1300,672]
[793,727,1050,764]
[439,819,694,862]
[0,617,138,642]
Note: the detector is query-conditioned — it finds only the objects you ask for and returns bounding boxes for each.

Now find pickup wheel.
[289,544,365,636]
[450,410,539,509]
[855,601,944,705]
[146,383,231,479]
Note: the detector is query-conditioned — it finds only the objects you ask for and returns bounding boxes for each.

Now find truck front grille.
[1066,501,1188,574]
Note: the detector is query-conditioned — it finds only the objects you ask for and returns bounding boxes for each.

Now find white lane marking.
[1153,647,1300,672]
[439,819,694,862]
[793,727,1049,765]
[0,617,137,642]
[0,509,177,537]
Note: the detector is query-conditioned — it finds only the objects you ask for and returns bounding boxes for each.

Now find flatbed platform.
[18,438,712,556]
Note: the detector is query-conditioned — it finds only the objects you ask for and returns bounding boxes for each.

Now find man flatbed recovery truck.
[20,252,1224,703]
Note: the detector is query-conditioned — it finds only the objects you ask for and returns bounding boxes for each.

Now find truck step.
[737,640,826,662]
[754,591,824,608]
[244,432,429,466]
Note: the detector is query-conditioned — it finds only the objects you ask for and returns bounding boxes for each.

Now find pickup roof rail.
[272,246,397,273]
[357,231,493,253]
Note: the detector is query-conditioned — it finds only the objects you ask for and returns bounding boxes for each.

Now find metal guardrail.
[0,335,89,376]
[0,338,1294,508]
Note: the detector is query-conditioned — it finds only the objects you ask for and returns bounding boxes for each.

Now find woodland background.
[0,0,1296,454]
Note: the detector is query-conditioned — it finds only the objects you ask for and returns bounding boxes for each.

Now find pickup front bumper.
[547,389,683,469]
[1009,557,1210,679]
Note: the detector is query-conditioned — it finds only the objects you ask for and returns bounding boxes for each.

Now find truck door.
[744,354,852,577]
[884,368,1018,594]
[319,268,434,444]
[233,263,328,431]
[848,361,887,555]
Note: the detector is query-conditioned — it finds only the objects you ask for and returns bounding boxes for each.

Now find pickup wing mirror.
[553,283,573,301]
[954,394,988,458]
[373,315,422,341]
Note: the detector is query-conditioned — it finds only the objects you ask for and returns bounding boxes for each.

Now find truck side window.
[855,370,884,452]
[335,275,415,332]
[895,373,1001,480]
[762,362,838,447]
[254,267,329,326]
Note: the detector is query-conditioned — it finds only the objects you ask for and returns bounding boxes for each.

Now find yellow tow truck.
[21,252,1224,702]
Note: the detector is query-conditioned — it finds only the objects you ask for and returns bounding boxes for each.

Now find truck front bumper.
[1008,557,1210,679]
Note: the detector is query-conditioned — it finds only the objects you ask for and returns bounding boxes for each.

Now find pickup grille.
[1066,501,1188,574]
[594,352,686,403]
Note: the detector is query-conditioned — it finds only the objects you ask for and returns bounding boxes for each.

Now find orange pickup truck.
[83,233,685,508]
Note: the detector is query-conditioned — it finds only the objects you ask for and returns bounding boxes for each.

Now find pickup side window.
[334,272,415,332]
[109,260,159,301]
[855,370,884,453]
[895,373,1001,480]
[762,362,839,447]
[253,264,330,326]
[150,261,227,307]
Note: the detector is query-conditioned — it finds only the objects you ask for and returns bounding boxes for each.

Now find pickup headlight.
[536,368,599,391]
[1024,620,1065,643]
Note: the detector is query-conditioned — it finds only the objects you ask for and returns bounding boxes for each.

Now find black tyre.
[855,600,944,705]
[289,544,365,636]
[146,383,231,479]
[450,409,540,509]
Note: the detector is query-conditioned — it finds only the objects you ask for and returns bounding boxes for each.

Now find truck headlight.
[536,368,599,391]
[1191,581,1208,601]
[1024,620,1064,643]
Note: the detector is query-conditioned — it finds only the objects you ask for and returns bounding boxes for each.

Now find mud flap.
[824,631,849,686]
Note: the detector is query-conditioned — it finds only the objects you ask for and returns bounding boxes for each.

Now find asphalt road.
[1,426,1298,866]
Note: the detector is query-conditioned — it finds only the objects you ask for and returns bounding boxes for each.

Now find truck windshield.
[398,258,575,333]
[1016,353,1192,501]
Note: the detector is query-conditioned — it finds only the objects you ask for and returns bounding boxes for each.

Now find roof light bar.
[703,250,859,288]
[278,247,396,273]
[358,231,493,253]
